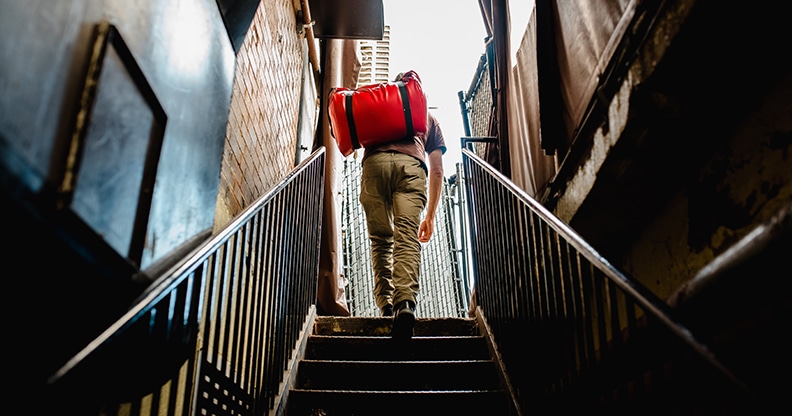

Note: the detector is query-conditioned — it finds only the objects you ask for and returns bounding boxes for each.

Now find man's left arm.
[418,148,444,243]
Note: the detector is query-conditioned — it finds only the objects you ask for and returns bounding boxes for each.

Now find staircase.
[284,315,519,415]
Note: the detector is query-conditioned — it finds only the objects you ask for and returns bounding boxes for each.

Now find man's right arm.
[418,148,444,243]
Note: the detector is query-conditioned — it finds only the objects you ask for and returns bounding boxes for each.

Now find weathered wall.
[552,0,792,300]
[0,0,235,270]
[622,72,792,299]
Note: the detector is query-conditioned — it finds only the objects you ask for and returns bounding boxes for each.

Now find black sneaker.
[381,304,393,317]
[391,300,415,339]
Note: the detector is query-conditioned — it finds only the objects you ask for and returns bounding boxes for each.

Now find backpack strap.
[396,80,414,138]
[343,91,360,150]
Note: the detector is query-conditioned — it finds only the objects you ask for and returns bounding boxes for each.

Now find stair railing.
[461,148,752,413]
[46,147,326,416]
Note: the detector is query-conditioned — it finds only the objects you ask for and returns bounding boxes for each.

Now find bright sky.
[383,0,533,176]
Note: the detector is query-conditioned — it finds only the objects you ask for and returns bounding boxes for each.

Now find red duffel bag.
[328,70,428,157]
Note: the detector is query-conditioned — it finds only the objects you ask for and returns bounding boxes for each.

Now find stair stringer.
[475,307,524,416]
[270,305,318,416]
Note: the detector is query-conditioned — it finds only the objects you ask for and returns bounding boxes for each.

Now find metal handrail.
[461,148,750,412]
[46,147,326,415]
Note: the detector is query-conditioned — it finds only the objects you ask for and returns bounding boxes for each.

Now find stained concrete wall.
[552,0,792,300]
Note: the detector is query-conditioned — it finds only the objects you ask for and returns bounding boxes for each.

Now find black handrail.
[461,147,751,413]
[46,147,326,415]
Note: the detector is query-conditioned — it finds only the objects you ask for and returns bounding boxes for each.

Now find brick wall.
[214,0,307,232]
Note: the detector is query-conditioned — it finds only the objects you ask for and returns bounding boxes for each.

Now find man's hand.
[418,148,444,243]
[418,218,435,243]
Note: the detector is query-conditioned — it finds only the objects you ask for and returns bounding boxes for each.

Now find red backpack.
[328,70,428,157]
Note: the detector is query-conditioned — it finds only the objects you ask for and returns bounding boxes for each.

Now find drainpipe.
[298,0,321,91]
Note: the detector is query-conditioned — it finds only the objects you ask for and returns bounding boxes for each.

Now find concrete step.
[287,389,512,415]
[313,315,479,336]
[297,359,501,390]
[285,316,515,415]
[304,335,491,361]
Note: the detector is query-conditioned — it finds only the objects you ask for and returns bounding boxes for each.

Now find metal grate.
[342,156,468,317]
[462,54,493,161]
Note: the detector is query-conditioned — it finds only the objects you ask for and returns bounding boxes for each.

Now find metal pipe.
[299,0,321,89]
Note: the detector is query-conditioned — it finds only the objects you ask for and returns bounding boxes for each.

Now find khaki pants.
[359,152,427,310]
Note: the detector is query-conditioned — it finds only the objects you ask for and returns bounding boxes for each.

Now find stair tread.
[308,334,483,340]
[300,359,494,364]
[313,316,479,337]
[291,388,505,393]
[287,388,513,415]
[296,359,502,390]
[305,335,491,361]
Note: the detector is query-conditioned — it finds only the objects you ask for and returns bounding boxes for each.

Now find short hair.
[393,72,405,82]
